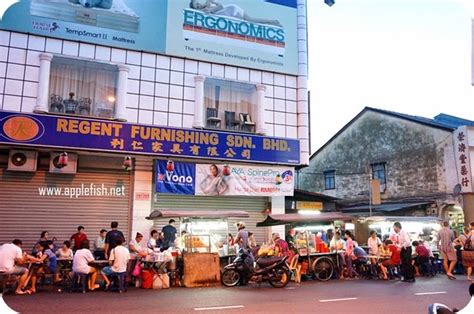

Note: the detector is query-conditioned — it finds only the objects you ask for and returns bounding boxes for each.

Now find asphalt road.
[2,276,472,314]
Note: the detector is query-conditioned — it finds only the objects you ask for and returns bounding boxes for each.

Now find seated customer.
[72,240,99,291]
[0,239,41,295]
[380,239,401,280]
[28,241,58,293]
[101,238,131,289]
[57,241,73,260]
[94,229,107,260]
[412,241,430,277]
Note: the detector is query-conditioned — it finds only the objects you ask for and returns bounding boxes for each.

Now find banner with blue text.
[0,111,300,165]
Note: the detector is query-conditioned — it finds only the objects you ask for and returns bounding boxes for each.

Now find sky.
[307,0,474,152]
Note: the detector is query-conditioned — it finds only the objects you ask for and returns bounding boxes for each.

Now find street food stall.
[146,210,249,287]
[257,212,353,281]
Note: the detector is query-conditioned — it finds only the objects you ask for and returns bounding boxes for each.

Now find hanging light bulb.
[57,152,68,168]
[166,159,174,172]
[123,156,133,171]
[222,164,231,176]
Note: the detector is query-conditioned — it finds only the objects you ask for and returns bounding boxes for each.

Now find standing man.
[162,219,177,251]
[234,222,249,249]
[70,226,88,252]
[392,222,415,282]
[437,221,457,280]
[104,221,125,260]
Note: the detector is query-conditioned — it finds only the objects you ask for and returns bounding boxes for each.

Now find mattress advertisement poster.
[195,163,294,196]
[166,0,298,74]
[155,161,294,196]
[0,0,298,74]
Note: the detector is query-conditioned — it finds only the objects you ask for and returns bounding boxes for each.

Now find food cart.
[146,210,250,287]
[256,212,353,281]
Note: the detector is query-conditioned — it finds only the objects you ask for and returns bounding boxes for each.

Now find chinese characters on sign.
[0,111,300,165]
[454,126,473,193]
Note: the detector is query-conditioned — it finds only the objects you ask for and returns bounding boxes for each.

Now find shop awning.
[256,212,353,227]
[146,210,250,220]
[361,215,442,223]
[341,202,432,213]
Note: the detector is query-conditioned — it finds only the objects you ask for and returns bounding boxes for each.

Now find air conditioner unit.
[49,152,78,174]
[8,150,38,172]
[426,208,438,216]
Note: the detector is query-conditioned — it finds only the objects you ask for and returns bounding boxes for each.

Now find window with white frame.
[204,78,257,132]
[323,170,336,190]
[48,57,118,118]
[371,162,387,192]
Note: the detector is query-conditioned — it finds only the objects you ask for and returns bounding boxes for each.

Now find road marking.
[285,287,296,290]
[319,297,358,303]
[194,305,245,311]
[415,291,447,296]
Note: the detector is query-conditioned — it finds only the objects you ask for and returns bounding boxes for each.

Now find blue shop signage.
[0,111,300,165]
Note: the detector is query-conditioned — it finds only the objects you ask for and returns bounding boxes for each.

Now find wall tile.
[274,74,285,86]
[224,66,237,79]
[264,85,274,98]
[274,124,286,137]
[274,98,285,112]
[126,51,141,65]
[185,59,198,74]
[237,68,250,81]
[138,110,154,124]
[0,47,8,62]
[139,95,154,110]
[24,66,40,82]
[62,41,79,56]
[169,99,183,113]
[10,33,28,49]
[0,78,4,93]
[6,64,25,80]
[183,100,194,115]
[171,57,184,71]
[182,114,194,128]
[111,48,126,63]
[125,108,138,123]
[155,83,169,97]
[168,113,183,127]
[141,67,155,82]
[5,79,23,95]
[183,87,194,101]
[286,100,297,113]
[170,71,184,85]
[286,113,297,126]
[211,64,224,78]
[3,95,22,111]
[28,35,45,52]
[21,97,36,113]
[286,88,297,101]
[0,31,10,46]
[126,93,139,108]
[141,53,155,67]
[262,72,274,85]
[286,126,298,139]
[154,97,168,112]
[128,65,140,80]
[286,75,297,88]
[274,86,285,99]
[26,51,41,66]
[264,109,274,124]
[8,48,26,64]
[45,38,62,53]
[79,43,95,59]
[250,70,262,83]
[154,111,168,125]
[169,85,183,99]
[274,111,286,124]
[140,82,155,96]
[23,81,38,98]
[156,55,170,70]
[127,79,139,94]
[198,62,211,76]
[95,46,111,61]
[184,73,195,87]
[156,69,170,83]
[0,63,6,78]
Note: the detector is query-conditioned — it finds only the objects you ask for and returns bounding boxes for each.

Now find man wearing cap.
[234,222,249,249]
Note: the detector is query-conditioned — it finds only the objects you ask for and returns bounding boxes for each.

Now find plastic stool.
[72,273,88,293]
[110,272,127,293]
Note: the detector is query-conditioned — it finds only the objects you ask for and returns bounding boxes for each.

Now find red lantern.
[57,152,68,168]
[123,156,132,171]
[166,160,174,172]
[222,164,231,176]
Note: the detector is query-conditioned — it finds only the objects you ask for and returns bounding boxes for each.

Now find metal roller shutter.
[0,168,131,250]
[153,194,269,244]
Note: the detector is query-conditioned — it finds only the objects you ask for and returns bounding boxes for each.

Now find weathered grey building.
[299,107,474,225]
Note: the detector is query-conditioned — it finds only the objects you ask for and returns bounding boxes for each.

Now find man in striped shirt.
[437,221,457,280]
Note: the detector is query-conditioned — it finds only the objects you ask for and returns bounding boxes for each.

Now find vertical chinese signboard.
[454,126,473,193]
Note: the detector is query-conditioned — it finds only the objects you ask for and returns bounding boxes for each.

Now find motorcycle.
[428,303,458,314]
[221,248,290,288]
